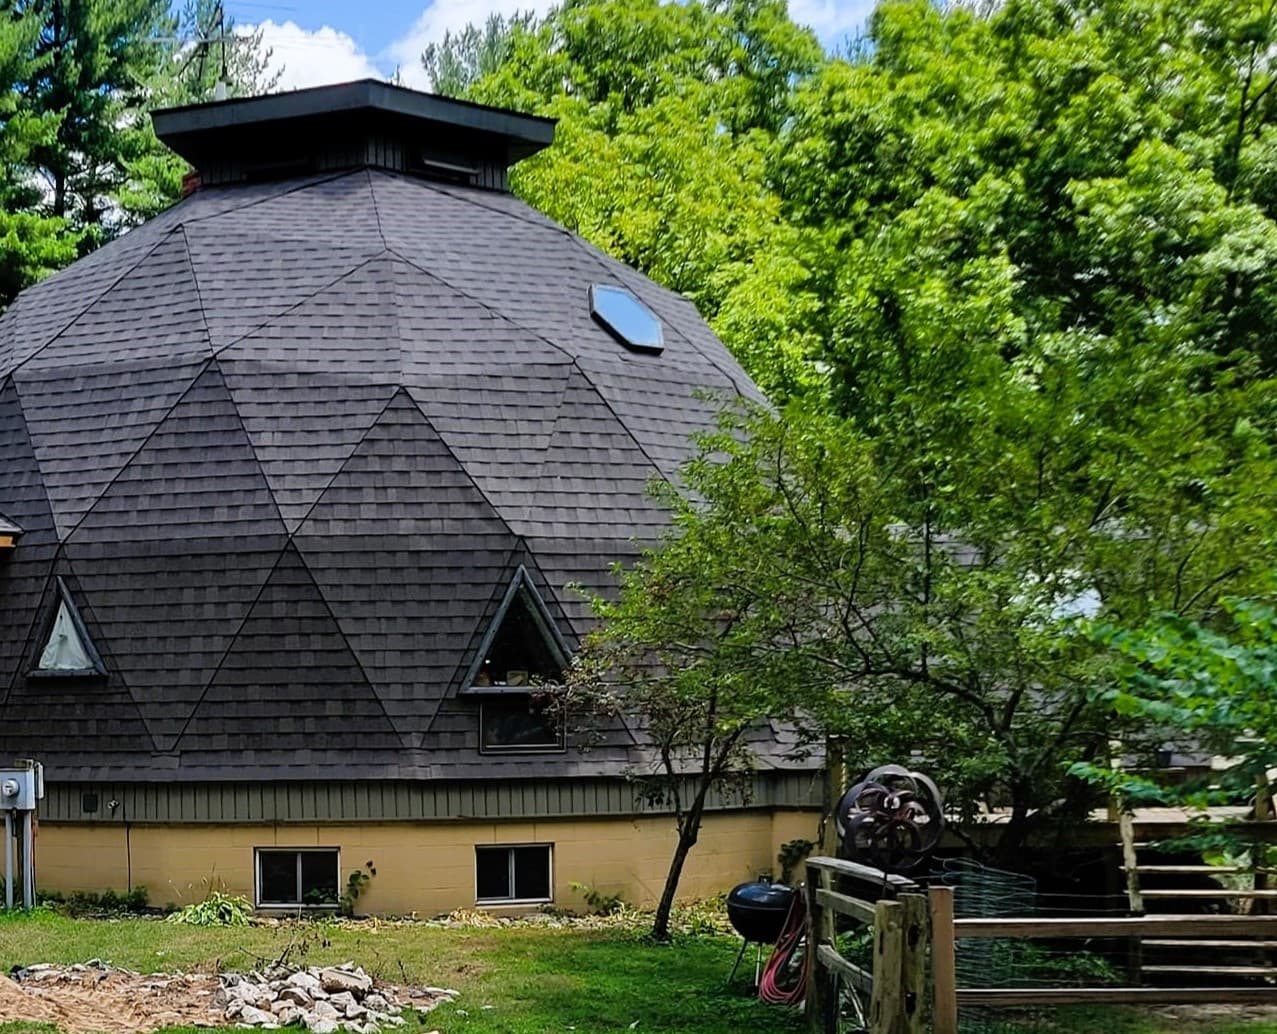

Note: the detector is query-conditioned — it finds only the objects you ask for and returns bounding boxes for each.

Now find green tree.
[0,5,77,308]
[464,0,824,398]
[1070,596,1277,857]
[18,0,174,246]
[583,391,1274,866]
[422,11,537,98]
[115,0,279,224]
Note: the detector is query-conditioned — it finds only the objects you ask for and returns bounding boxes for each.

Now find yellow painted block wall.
[35,810,821,915]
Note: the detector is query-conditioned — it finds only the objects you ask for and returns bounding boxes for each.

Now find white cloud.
[246,20,385,92]
[385,0,554,90]
[787,0,877,48]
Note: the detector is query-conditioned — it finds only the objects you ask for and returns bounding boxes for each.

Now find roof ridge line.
[210,249,391,359]
[567,359,669,491]
[273,541,411,752]
[166,542,294,753]
[279,387,402,536]
[59,358,213,543]
[177,168,358,230]
[8,228,182,379]
[381,248,578,365]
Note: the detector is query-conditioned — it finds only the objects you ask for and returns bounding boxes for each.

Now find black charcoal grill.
[725,879,796,985]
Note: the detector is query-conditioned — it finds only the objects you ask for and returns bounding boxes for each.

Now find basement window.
[475,844,552,904]
[480,696,564,753]
[255,848,340,908]
[589,284,664,355]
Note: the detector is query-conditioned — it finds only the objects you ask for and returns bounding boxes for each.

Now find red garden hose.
[758,888,809,1006]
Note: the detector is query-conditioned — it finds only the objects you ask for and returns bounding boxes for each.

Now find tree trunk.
[651,805,706,941]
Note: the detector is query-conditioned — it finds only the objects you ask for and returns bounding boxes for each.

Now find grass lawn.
[0,910,1274,1034]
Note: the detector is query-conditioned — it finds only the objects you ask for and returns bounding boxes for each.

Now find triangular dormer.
[461,566,570,693]
[33,578,105,677]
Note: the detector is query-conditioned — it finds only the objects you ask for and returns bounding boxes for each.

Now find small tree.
[562,429,858,940]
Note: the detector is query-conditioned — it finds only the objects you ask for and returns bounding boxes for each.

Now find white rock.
[381,1017,405,1028]
[320,967,373,995]
[328,992,356,1012]
[307,1019,339,1034]
[226,1000,244,1020]
[364,994,389,1012]
[238,1004,275,1026]
[311,1000,340,1021]
[287,971,324,995]
[275,1005,303,1026]
[278,987,313,1008]
[345,1001,368,1020]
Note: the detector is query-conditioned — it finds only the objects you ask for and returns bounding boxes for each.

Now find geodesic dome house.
[0,81,817,913]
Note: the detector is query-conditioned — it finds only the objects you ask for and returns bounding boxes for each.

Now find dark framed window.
[480,696,564,753]
[255,848,340,907]
[475,844,552,903]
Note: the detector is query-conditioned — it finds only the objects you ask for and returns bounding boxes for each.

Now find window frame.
[474,843,554,905]
[478,697,566,755]
[253,847,341,909]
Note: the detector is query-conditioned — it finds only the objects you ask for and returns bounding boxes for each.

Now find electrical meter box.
[0,761,42,810]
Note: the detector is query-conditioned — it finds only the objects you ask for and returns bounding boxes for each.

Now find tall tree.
[0,3,77,308]
[18,0,173,247]
[422,11,537,98]
[115,0,279,224]
[569,0,1277,864]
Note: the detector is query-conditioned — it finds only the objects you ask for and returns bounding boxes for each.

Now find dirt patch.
[0,964,224,1033]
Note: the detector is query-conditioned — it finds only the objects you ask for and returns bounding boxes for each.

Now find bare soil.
[0,966,224,1032]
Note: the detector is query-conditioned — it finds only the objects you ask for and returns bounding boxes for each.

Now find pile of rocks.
[220,963,457,1033]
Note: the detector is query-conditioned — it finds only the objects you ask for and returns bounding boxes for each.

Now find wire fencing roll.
[933,859,1132,1034]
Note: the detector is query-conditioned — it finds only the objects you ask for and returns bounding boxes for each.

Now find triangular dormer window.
[462,566,569,693]
[34,579,105,677]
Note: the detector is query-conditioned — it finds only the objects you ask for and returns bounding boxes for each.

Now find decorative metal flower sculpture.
[835,764,945,873]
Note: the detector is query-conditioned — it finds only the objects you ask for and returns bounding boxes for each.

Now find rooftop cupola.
[152,79,556,193]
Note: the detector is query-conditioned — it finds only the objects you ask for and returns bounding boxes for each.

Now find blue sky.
[220,0,877,91]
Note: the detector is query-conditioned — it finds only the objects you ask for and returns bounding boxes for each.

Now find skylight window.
[589,284,664,354]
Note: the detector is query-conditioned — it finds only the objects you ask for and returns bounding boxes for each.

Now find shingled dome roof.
[0,81,766,782]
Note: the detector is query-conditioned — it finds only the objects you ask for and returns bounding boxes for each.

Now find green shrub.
[39,886,149,916]
[165,890,252,926]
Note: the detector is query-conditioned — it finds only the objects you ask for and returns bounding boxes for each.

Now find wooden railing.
[934,911,1277,1029]
[804,856,929,1034]
[804,857,1277,1034]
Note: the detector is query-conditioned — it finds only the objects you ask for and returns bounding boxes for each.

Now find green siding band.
[40,773,822,825]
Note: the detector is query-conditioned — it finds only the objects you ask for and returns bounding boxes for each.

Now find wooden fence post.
[870,898,904,1034]
[805,861,827,1032]
[897,893,928,1034]
[929,886,958,1034]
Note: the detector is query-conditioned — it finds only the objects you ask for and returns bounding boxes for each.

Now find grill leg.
[727,938,749,985]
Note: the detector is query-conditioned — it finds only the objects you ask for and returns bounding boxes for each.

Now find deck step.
[1145,940,1277,949]
[1141,889,1277,899]
[1125,865,1251,874]
[1142,965,1277,976]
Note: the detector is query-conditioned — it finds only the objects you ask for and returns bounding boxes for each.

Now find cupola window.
[589,284,664,354]
[33,579,105,677]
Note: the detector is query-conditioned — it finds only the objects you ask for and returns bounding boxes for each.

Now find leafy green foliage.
[164,890,252,927]
[339,860,377,917]
[38,886,149,916]
[1071,597,1277,823]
